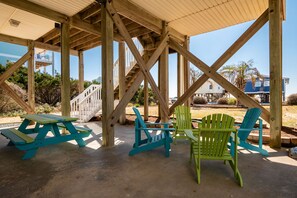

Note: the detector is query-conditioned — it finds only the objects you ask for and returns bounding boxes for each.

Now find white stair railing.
[113,38,143,88]
[70,84,101,119]
[70,38,143,122]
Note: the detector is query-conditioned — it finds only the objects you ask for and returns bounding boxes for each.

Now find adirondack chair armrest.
[199,128,236,132]
[230,130,240,143]
[184,129,198,142]
[137,127,175,131]
[237,128,253,133]
[145,122,173,126]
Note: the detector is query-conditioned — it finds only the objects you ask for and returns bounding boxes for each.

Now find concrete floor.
[0,122,297,198]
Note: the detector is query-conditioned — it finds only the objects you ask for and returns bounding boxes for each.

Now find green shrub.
[217,97,228,105]
[134,103,140,107]
[35,104,54,114]
[193,96,207,104]
[287,94,297,105]
[228,98,237,105]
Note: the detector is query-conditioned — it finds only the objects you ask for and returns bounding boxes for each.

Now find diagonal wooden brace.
[109,33,169,125]
[1,82,34,114]
[106,2,168,118]
[169,38,270,123]
[0,50,31,85]
[169,9,269,117]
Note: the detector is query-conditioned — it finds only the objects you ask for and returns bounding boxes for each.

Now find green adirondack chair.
[185,114,243,187]
[129,107,174,157]
[173,105,198,143]
[230,108,268,156]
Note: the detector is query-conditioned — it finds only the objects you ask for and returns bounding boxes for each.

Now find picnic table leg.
[23,149,38,160]
[63,122,86,147]
[18,119,31,133]
[21,124,52,159]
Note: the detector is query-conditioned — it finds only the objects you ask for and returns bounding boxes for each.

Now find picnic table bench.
[0,114,92,159]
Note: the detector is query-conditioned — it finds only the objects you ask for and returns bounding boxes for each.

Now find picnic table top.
[21,114,78,125]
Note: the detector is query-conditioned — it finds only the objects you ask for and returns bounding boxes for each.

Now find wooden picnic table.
[0,114,91,159]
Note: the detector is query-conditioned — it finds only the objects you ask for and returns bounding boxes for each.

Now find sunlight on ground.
[265,156,297,167]
[67,135,124,150]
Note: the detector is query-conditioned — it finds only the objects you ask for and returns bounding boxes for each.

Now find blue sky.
[1,1,296,98]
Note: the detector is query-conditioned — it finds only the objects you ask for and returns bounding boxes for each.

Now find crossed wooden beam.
[105,2,271,124]
[0,50,35,114]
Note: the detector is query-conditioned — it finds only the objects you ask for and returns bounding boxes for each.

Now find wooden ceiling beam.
[70,32,91,43]
[43,29,60,43]
[0,33,78,55]
[52,28,81,45]
[71,35,99,49]
[0,0,103,37]
[80,4,101,20]
[75,39,101,51]
[112,0,185,42]
[0,0,68,23]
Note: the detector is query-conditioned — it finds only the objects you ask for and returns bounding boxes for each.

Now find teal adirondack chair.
[129,107,174,157]
[173,105,198,143]
[230,108,268,156]
[185,114,243,187]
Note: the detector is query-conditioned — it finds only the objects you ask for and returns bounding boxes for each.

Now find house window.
[264,80,270,87]
[209,84,213,89]
[218,86,220,90]
[255,81,261,87]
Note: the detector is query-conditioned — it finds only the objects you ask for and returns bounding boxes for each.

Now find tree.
[220,60,262,91]
[131,85,156,105]
[190,66,202,85]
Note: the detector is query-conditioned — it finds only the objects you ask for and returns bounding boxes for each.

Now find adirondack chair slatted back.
[133,107,152,141]
[238,108,261,140]
[174,105,192,130]
[199,114,235,157]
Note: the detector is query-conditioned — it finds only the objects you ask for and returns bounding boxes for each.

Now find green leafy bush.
[35,104,54,114]
[287,94,297,105]
[228,98,237,105]
[193,96,207,104]
[134,103,140,107]
[217,97,228,105]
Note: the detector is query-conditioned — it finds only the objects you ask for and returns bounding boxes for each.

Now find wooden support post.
[119,41,126,124]
[61,22,71,117]
[177,53,183,97]
[183,36,191,106]
[144,77,149,121]
[159,21,169,122]
[269,0,282,148]
[143,51,149,121]
[101,2,114,146]
[78,50,84,94]
[27,41,35,112]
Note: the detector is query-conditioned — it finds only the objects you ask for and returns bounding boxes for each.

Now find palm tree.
[220,60,262,91]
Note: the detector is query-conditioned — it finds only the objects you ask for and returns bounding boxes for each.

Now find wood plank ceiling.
[1,0,275,52]
[35,1,160,52]
[130,0,269,36]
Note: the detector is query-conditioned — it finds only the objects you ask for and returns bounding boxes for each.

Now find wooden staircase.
[70,38,146,122]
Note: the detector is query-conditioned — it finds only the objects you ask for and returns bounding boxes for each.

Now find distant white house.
[194,75,290,103]
[194,79,225,102]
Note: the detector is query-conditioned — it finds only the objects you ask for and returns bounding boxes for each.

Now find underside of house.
[0,0,285,147]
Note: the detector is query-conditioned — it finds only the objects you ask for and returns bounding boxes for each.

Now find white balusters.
[70,38,143,122]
